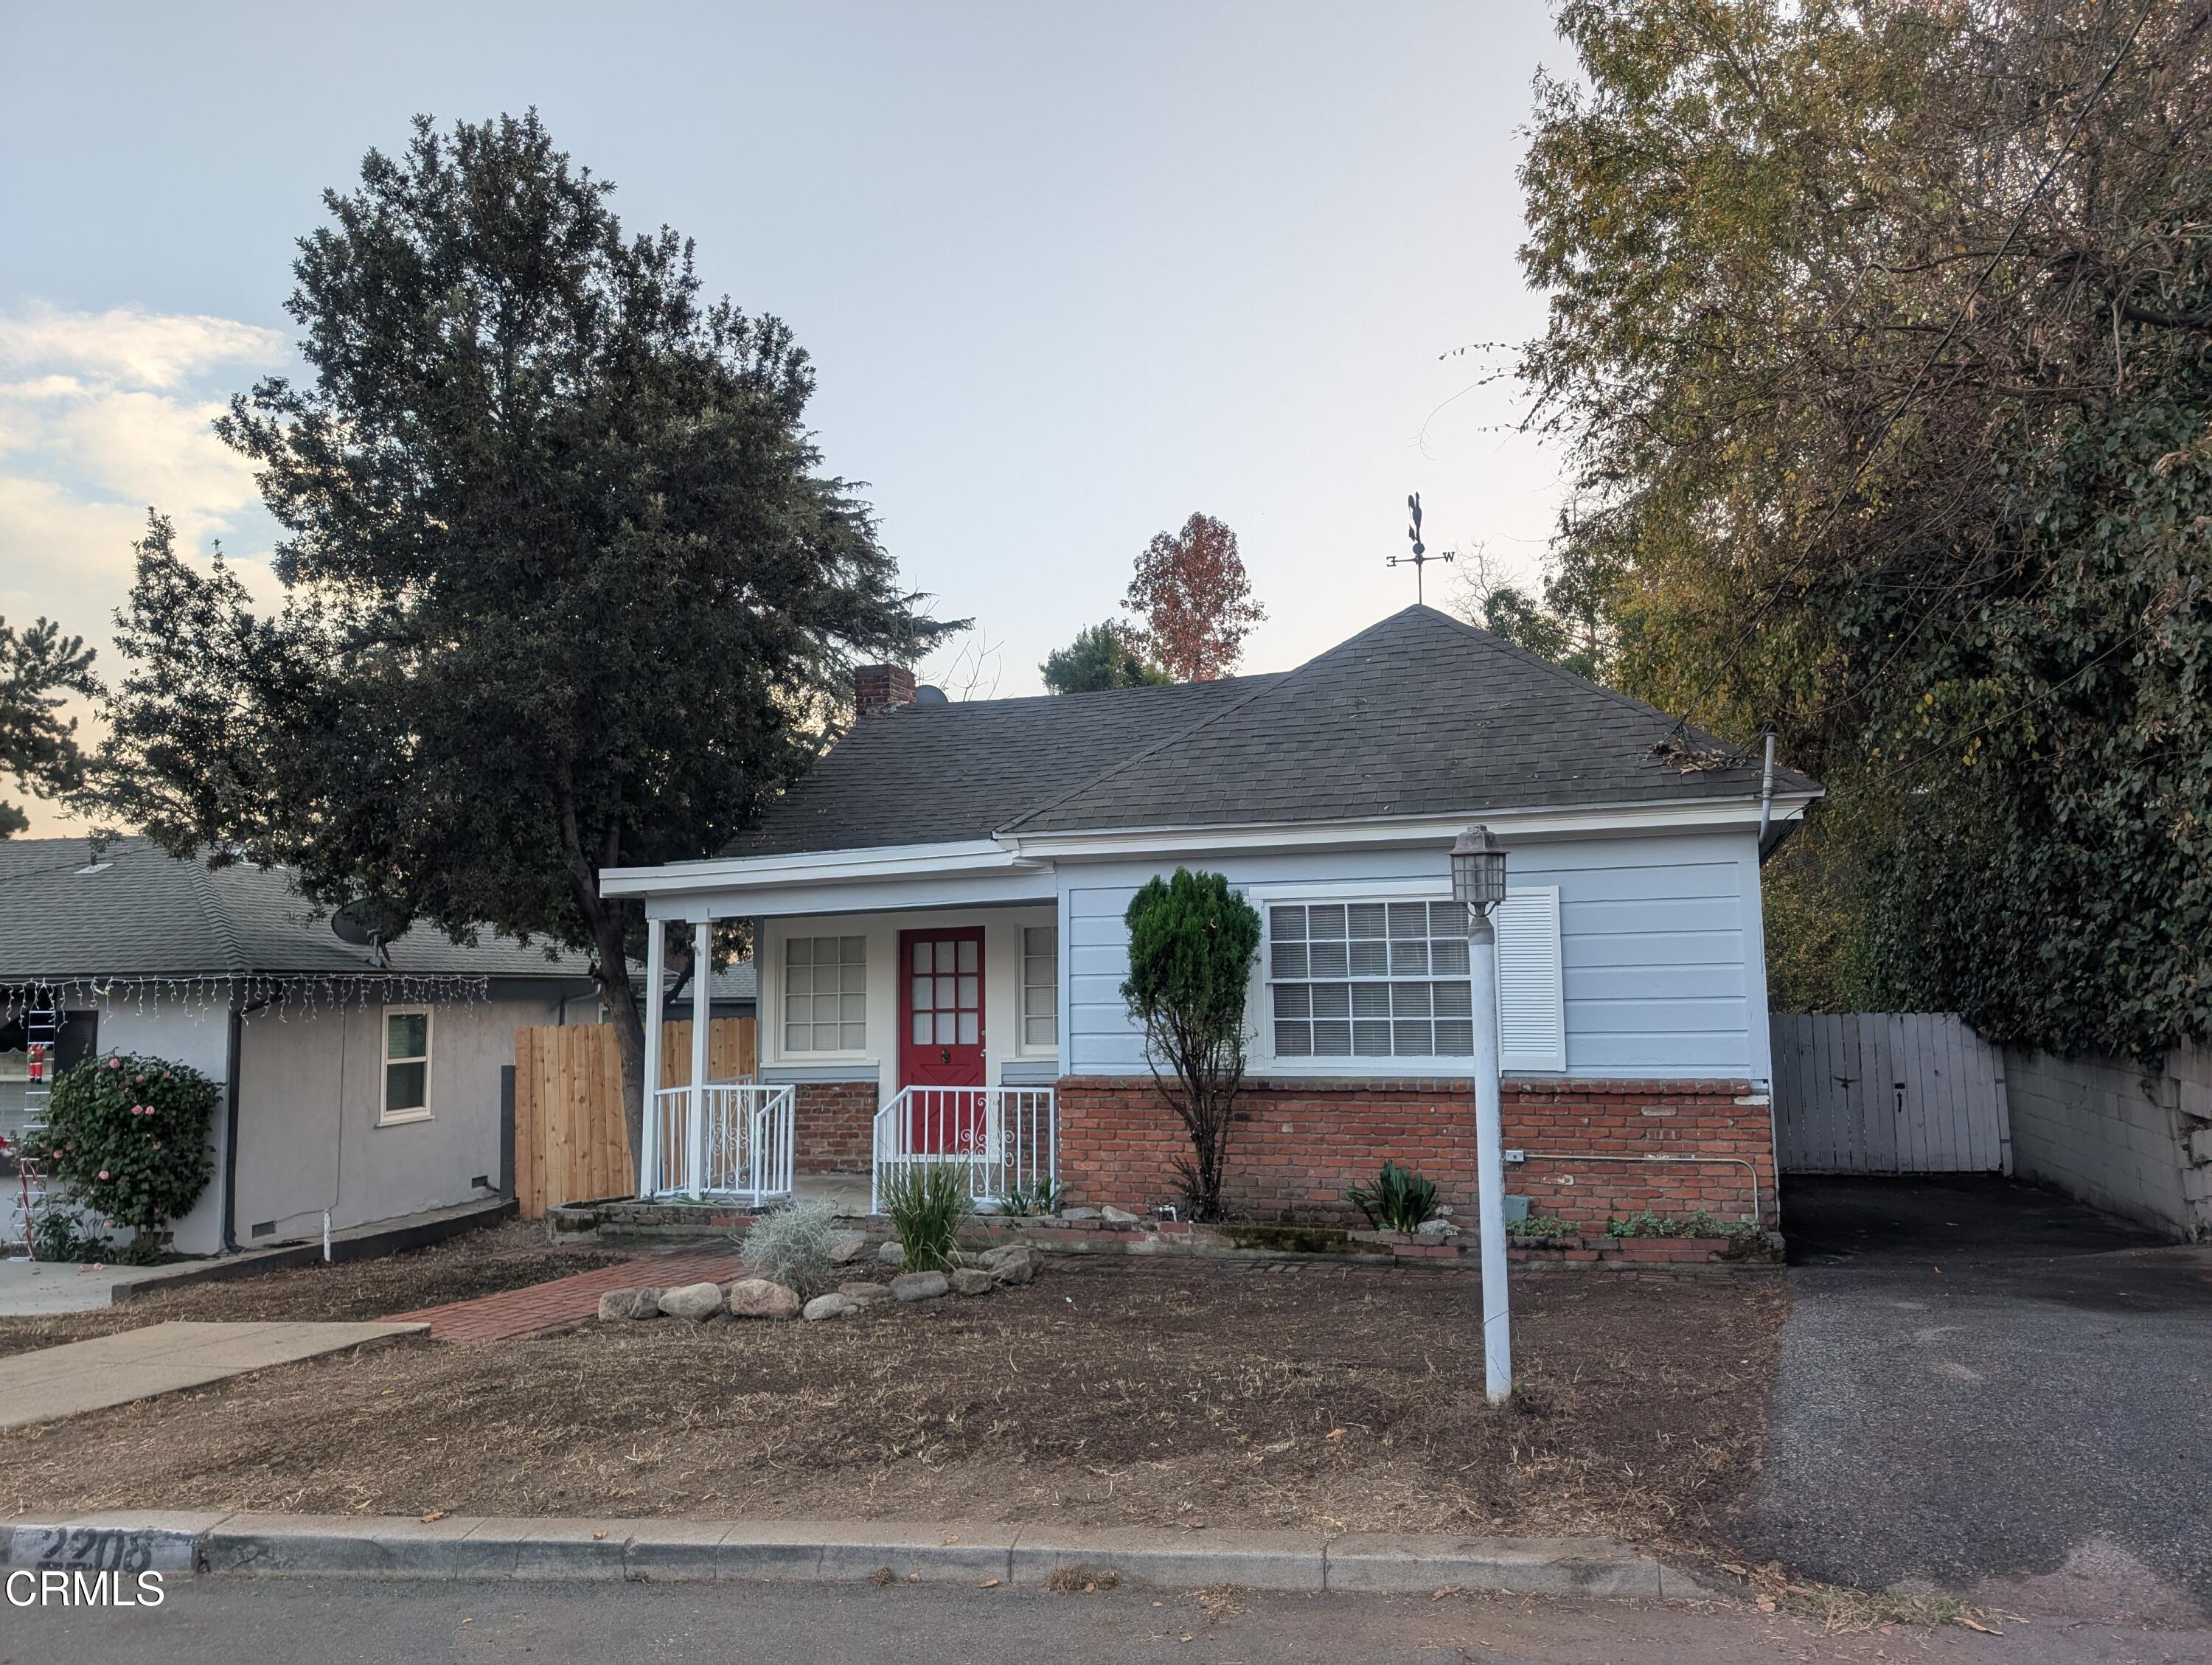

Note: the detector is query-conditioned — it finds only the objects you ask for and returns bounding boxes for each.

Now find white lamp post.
[1451,824,1512,1404]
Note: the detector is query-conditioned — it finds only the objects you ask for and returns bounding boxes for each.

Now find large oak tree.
[98,113,950,1155]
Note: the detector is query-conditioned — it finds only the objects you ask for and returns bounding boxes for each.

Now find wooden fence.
[512,1018,758,1219]
[1770,1012,2012,1175]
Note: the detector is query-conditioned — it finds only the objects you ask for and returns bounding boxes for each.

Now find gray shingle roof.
[0,837,593,983]
[721,675,1272,857]
[723,606,1816,858]
[1006,606,1818,834]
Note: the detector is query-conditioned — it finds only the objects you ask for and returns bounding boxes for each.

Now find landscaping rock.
[978,1242,1045,1277]
[889,1271,950,1302]
[1061,1207,1102,1222]
[802,1293,860,1321]
[838,1280,891,1304]
[877,1240,905,1267]
[989,1256,1035,1287]
[627,1287,665,1319]
[596,1288,640,1321]
[724,1277,801,1320]
[658,1281,726,1321]
[826,1232,869,1265]
[1416,1217,1461,1240]
[1099,1205,1141,1225]
[950,1268,994,1296]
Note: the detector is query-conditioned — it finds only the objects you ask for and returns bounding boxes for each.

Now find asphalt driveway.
[1739,1175,2212,1625]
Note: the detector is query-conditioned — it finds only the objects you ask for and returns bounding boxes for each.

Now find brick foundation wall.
[793,1080,877,1173]
[1055,1075,1777,1232]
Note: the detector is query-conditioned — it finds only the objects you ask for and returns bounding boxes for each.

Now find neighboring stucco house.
[603,605,1820,1230]
[1,837,597,1255]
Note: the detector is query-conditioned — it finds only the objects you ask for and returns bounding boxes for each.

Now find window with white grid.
[1267,901,1475,1059]
[783,934,866,1052]
[1021,925,1058,1049]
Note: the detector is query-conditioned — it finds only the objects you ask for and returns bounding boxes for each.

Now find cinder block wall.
[1055,1076,1778,1232]
[2001,1043,2212,1240]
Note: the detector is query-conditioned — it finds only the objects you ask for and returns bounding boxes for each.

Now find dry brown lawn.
[0,1220,620,1360]
[0,1253,1785,1560]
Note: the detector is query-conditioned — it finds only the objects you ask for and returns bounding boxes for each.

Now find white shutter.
[1494,886,1565,1074]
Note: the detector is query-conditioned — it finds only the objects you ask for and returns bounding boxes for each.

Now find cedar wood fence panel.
[1770,1012,2012,1175]
[512,1018,757,1219]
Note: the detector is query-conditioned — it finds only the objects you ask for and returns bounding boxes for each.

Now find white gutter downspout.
[1758,730,1776,844]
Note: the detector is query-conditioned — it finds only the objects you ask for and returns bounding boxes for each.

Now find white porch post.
[640,915,665,1197]
[688,919,712,1195]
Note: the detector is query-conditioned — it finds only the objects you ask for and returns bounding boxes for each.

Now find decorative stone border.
[546,1196,1781,1276]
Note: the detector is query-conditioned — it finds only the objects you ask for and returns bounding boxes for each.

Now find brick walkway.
[388,1250,745,1343]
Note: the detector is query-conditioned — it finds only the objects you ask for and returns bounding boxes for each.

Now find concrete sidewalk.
[0,1258,188,1316]
[0,1509,1727,1601]
[0,1198,513,1316]
[0,1321,427,1431]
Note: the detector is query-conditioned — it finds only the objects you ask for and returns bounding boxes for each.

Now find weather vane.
[1388,493,1453,603]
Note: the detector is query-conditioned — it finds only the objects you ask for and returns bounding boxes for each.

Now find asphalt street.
[9,1574,2205,1665]
[1739,1176,2212,1625]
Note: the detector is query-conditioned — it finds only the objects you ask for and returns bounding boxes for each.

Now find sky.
[0,1,1574,838]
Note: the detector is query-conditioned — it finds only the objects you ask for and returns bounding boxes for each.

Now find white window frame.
[1018,923,1059,1056]
[378,1005,434,1126]
[1251,883,1567,1077]
[779,932,869,1057]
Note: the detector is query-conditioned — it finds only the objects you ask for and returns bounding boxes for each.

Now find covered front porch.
[616,842,1067,1217]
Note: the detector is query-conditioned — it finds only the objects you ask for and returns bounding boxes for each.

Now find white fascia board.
[600,838,1042,900]
[642,867,1055,922]
[1001,793,1820,860]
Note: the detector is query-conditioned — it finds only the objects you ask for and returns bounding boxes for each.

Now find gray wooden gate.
[1770,1013,2013,1174]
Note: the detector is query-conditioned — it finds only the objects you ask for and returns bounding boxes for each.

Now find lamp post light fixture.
[1453,824,1513,1405]
[1450,825,1508,913]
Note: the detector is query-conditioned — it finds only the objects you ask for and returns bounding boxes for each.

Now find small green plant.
[1506,1212,1577,1240]
[1345,1160,1440,1232]
[739,1197,842,1296]
[28,1200,110,1263]
[992,1177,1065,1217]
[883,1162,973,1272]
[1605,1208,1760,1242]
[24,1053,218,1261]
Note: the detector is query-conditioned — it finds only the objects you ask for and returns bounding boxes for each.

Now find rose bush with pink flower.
[24,1052,216,1263]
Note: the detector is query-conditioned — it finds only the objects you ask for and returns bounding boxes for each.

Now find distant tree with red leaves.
[1123,512,1266,682]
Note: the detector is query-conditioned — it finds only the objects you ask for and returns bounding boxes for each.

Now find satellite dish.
[913,685,950,706]
[333,897,412,968]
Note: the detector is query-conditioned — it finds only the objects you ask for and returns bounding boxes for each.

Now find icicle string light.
[1,973,496,1027]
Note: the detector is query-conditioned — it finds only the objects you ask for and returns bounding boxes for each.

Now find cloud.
[0,302,288,392]
[0,304,291,837]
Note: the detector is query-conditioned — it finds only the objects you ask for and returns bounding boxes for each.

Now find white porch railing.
[871,1086,1057,1214]
[645,1080,795,1205]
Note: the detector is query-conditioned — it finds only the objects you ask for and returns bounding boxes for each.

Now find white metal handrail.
[645,1079,794,1205]
[871,1085,1056,1214]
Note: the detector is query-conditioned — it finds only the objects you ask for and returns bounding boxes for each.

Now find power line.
[1663,0,2160,748]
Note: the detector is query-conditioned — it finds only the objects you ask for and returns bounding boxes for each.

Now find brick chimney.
[853,663,918,717]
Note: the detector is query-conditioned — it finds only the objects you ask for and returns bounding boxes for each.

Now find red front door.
[899,926,986,1154]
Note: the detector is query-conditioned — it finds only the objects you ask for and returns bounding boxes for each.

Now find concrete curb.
[0,1512,1733,1602]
